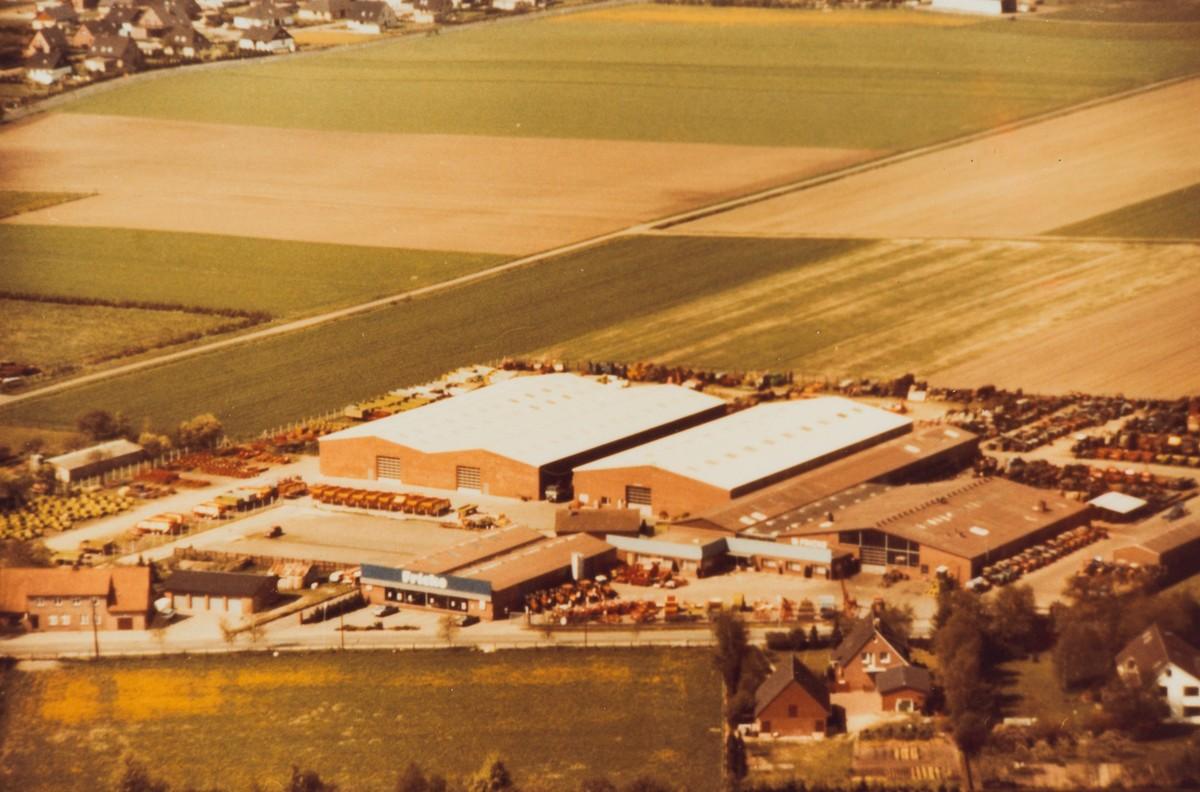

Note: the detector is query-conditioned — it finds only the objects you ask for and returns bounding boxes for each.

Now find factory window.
[626,486,652,507]
[838,531,860,546]
[376,456,402,480]
[1186,687,1199,697]
[456,466,482,491]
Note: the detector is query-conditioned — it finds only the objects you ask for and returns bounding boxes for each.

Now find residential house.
[238,25,295,53]
[33,3,80,29]
[876,666,932,713]
[84,33,145,73]
[346,0,396,32]
[101,4,140,30]
[71,19,118,50]
[754,654,832,738]
[162,24,209,58]
[296,0,354,22]
[162,569,278,616]
[491,0,531,11]
[0,566,153,631]
[23,26,70,58]
[233,1,294,29]
[1117,624,1200,724]
[24,49,73,84]
[830,618,912,692]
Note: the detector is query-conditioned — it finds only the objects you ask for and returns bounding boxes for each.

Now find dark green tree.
[712,611,748,695]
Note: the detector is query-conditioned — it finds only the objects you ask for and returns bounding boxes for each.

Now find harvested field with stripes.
[675,78,1200,240]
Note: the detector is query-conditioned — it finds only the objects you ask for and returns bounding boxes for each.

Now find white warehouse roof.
[575,397,912,491]
[319,374,724,468]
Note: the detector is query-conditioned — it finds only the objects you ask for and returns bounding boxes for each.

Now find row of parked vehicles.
[968,524,1108,592]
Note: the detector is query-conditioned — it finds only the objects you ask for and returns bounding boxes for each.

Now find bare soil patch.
[678,78,1200,239]
[0,114,876,255]
[930,271,1200,398]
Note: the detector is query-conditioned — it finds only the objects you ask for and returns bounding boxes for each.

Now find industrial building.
[606,526,853,579]
[162,570,279,617]
[360,528,618,620]
[574,397,913,519]
[774,477,1091,582]
[1114,515,1200,583]
[319,374,725,500]
[45,439,145,484]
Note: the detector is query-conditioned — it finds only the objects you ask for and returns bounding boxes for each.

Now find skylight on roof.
[969,526,989,537]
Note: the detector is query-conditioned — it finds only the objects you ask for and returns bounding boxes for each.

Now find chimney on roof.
[826,511,834,523]
[1038,499,1048,513]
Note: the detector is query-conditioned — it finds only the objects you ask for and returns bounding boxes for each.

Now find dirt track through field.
[677,78,1200,239]
[0,113,875,255]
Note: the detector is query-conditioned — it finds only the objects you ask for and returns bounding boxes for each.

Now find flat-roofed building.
[776,477,1091,582]
[319,374,725,501]
[574,397,913,520]
[360,532,617,620]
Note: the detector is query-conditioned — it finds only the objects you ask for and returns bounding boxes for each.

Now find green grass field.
[0,299,233,371]
[0,649,720,792]
[1051,183,1200,239]
[4,234,1198,438]
[0,226,504,318]
[0,191,90,220]
[1046,0,1200,23]
[62,5,1200,149]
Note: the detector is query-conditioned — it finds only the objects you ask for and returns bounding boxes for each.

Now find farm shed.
[605,525,731,578]
[360,533,617,620]
[776,477,1091,582]
[554,507,642,537]
[574,397,912,520]
[45,439,145,484]
[163,570,278,616]
[319,374,724,501]
[754,654,831,738]
[1113,516,1200,582]
[0,566,152,632]
[679,423,979,535]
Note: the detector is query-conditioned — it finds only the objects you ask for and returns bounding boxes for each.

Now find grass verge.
[0,190,91,219]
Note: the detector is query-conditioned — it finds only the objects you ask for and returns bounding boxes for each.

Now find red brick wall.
[320,437,540,500]
[573,466,730,520]
[836,634,909,692]
[25,598,147,631]
[756,684,830,737]
[881,689,926,713]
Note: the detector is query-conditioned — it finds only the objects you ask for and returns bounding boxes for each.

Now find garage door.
[625,485,652,507]
[377,456,402,480]
[456,465,482,491]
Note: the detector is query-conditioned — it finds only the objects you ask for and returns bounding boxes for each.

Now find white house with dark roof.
[1116,624,1200,723]
[238,24,295,53]
[24,49,72,84]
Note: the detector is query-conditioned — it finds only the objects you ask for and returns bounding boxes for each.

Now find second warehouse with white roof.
[573,397,913,518]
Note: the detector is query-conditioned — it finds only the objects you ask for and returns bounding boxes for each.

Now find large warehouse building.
[319,374,725,501]
[773,477,1091,582]
[359,526,617,620]
[573,397,913,519]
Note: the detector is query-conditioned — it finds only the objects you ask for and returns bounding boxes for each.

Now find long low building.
[679,423,980,536]
[774,477,1091,581]
[606,526,854,579]
[319,374,725,500]
[45,439,145,484]
[574,397,913,519]
[360,532,617,620]
[1114,513,1200,582]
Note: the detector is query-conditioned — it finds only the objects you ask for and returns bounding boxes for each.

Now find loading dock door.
[625,486,652,507]
[456,465,482,491]
[377,456,403,480]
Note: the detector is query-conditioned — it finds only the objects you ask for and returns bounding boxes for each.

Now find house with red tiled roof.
[830,618,912,692]
[754,654,832,738]
[1117,624,1200,724]
[0,566,153,631]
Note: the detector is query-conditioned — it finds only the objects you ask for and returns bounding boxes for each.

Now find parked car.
[372,605,398,617]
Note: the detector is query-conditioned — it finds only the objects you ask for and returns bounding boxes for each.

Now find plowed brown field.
[0,113,876,255]
[677,78,1200,240]
[930,269,1200,398]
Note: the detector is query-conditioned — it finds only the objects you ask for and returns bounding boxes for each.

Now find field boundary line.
[648,72,1200,231]
[643,229,1200,246]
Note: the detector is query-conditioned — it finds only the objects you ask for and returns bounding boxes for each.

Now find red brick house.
[876,665,932,713]
[754,655,832,738]
[831,619,912,692]
[0,566,152,631]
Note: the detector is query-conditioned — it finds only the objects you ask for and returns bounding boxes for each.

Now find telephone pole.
[90,597,100,660]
